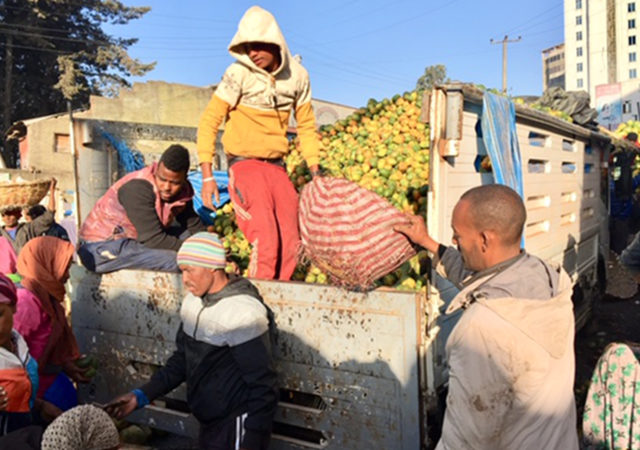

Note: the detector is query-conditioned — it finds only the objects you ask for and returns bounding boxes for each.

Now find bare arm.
[47,178,57,213]
[394,214,440,254]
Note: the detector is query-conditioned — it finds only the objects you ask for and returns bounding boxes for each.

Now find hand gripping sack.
[299,177,416,290]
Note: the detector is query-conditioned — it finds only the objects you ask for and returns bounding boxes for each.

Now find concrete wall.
[77,82,214,128]
[74,80,355,128]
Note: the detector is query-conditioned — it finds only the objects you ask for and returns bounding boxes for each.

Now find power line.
[501,3,563,36]
[318,0,462,45]
[0,26,113,46]
[0,42,72,55]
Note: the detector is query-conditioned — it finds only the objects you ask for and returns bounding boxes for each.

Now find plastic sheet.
[187,171,230,225]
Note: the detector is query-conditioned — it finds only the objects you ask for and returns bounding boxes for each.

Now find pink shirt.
[14,288,54,396]
[0,236,17,274]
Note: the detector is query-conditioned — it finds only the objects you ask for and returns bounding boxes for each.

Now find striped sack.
[299,177,416,290]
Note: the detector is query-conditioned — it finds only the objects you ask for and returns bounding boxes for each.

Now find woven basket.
[0,178,52,210]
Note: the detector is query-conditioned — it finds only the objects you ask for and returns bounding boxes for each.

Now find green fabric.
[582,343,640,449]
[6,273,21,283]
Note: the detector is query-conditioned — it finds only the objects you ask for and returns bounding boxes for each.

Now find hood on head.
[228,5,290,75]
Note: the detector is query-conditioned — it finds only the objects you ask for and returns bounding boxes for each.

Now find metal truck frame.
[70,84,611,449]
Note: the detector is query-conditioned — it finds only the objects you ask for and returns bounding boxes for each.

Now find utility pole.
[490,35,522,93]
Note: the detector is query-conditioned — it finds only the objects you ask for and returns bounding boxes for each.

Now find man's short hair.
[1,207,21,217]
[159,144,190,173]
[460,184,526,246]
[27,205,47,219]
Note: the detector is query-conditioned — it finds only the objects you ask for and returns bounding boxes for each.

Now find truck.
[69,83,613,449]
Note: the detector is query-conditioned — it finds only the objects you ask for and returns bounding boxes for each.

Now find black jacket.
[140,277,278,449]
[118,179,205,251]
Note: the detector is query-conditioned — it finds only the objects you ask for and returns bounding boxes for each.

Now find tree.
[415,64,450,91]
[0,0,155,167]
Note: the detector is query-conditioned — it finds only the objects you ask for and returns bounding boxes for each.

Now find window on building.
[577,31,583,41]
[630,19,636,29]
[630,35,637,45]
[577,47,583,57]
[577,62,583,72]
[631,68,638,78]
[576,0,582,9]
[624,100,633,113]
[631,52,637,62]
[54,134,70,153]
[577,79,584,88]
[576,15,582,26]
[630,2,636,12]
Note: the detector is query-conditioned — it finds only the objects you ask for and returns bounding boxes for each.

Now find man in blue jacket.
[106,232,278,450]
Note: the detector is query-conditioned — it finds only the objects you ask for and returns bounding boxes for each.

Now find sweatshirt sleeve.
[175,200,207,235]
[230,332,278,450]
[140,326,188,401]
[433,246,472,288]
[117,179,182,251]
[294,77,320,168]
[197,95,231,166]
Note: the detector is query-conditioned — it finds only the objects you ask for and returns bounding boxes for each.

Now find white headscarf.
[41,405,119,450]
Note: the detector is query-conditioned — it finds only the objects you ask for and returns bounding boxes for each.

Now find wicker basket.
[0,178,52,211]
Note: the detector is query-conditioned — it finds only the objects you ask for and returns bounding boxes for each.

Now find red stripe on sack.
[298,177,416,288]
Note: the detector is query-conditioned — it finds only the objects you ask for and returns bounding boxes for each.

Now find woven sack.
[299,177,416,290]
[0,178,52,211]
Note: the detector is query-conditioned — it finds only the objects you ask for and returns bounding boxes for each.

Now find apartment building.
[542,44,566,90]
[565,0,640,101]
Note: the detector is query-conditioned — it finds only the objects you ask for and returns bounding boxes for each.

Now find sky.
[107,0,565,108]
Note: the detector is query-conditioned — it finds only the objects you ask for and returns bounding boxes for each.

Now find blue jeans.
[78,239,179,273]
[620,231,640,276]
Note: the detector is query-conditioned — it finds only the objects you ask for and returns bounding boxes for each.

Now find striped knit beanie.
[177,232,226,270]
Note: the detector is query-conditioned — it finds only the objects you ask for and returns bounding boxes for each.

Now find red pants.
[228,159,300,280]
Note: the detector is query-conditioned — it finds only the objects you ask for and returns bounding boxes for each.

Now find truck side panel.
[425,90,607,391]
[70,269,428,449]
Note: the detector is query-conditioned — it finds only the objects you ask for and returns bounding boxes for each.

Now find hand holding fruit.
[64,355,98,383]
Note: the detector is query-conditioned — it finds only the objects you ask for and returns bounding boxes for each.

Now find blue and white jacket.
[140,276,278,449]
[0,330,38,436]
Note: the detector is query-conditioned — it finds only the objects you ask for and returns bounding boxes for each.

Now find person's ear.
[480,230,492,252]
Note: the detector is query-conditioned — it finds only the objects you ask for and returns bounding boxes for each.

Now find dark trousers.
[610,217,631,255]
[78,238,180,273]
[199,413,270,450]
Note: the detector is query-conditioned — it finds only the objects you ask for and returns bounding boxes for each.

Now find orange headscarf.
[17,236,79,366]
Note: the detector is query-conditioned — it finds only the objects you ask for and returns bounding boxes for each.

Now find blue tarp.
[481,92,525,245]
[481,92,524,197]
[101,131,145,173]
[188,170,230,225]
[100,130,229,224]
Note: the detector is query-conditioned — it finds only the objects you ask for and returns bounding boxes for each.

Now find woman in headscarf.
[0,272,60,442]
[41,404,119,450]
[13,237,88,405]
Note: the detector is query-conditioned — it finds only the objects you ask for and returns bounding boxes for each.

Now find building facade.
[565,0,640,102]
[9,81,355,222]
[542,44,566,90]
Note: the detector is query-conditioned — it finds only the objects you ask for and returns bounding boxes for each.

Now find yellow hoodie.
[197,6,320,168]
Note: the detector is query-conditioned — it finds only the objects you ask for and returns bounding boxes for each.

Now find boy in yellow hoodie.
[197,5,321,281]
